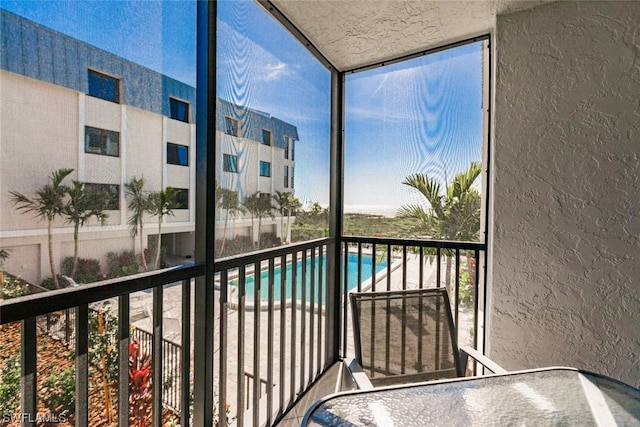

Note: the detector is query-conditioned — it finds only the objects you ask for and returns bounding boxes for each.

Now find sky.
[216,0,332,206]
[0,0,197,86]
[345,43,485,214]
[1,0,484,216]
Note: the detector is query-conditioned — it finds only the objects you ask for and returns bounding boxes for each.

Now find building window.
[284,165,289,188]
[284,137,290,159]
[85,126,119,157]
[225,117,239,137]
[291,167,294,189]
[167,143,189,166]
[260,161,271,177]
[223,154,238,173]
[170,98,190,122]
[85,183,120,210]
[259,192,271,200]
[262,129,272,146]
[87,70,119,103]
[173,188,189,209]
[291,140,295,160]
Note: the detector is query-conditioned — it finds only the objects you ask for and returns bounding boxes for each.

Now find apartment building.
[215,97,299,246]
[0,10,298,283]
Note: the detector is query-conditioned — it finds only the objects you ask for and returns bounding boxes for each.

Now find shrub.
[105,250,139,278]
[41,275,64,290]
[144,237,167,269]
[0,275,30,300]
[42,368,75,416]
[62,256,102,283]
[129,340,152,427]
[259,232,279,249]
[0,356,21,416]
[88,308,118,385]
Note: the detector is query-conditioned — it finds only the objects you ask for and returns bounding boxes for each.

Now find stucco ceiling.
[268,0,558,71]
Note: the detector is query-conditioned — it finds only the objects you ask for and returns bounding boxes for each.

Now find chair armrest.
[345,358,374,390]
[460,346,507,374]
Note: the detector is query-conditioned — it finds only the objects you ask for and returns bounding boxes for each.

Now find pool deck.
[128,251,478,420]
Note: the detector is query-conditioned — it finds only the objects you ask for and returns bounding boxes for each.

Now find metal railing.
[243,371,270,410]
[0,264,201,427]
[36,310,183,413]
[214,237,334,427]
[340,236,486,360]
[132,328,183,413]
[0,236,484,426]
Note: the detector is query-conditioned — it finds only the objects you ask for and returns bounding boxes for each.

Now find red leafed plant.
[129,340,152,427]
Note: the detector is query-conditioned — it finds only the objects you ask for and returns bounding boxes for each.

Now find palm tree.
[242,192,262,249]
[10,168,74,289]
[125,177,149,271]
[256,194,276,247]
[398,162,482,289]
[63,180,108,280]
[214,181,224,211]
[146,186,178,269]
[217,187,244,256]
[273,191,301,244]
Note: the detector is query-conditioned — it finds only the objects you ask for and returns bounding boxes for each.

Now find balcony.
[0,236,485,426]
[2,0,639,426]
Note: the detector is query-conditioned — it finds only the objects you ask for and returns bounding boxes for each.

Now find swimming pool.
[233,253,386,303]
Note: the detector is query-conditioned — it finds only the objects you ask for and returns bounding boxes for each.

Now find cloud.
[262,62,288,81]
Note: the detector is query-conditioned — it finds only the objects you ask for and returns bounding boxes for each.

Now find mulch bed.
[0,322,179,426]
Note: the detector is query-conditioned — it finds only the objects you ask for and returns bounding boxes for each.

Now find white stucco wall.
[491,1,640,387]
[0,71,197,283]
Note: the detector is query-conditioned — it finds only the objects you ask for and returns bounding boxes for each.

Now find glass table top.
[303,368,640,426]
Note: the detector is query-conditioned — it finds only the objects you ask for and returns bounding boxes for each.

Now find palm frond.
[402,173,442,207]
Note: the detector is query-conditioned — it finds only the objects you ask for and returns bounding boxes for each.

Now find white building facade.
[0,11,298,283]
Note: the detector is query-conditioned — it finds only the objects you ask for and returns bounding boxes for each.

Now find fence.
[35,295,185,414]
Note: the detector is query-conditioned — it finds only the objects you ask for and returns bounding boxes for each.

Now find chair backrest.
[350,288,462,386]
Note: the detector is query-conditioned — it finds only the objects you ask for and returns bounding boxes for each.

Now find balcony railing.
[214,238,334,426]
[0,265,202,427]
[0,236,484,426]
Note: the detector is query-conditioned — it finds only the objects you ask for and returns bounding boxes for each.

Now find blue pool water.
[235,253,386,303]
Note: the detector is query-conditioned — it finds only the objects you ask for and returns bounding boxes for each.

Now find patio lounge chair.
[348,288,505,389]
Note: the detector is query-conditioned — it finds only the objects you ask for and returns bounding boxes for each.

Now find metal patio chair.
[348,287,505,389]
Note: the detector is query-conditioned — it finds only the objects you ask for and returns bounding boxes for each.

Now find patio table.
[302,367,640,426]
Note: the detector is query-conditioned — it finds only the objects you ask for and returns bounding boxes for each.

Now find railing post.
[326,67,344,363]
[193,0,215,423]
[219,270,228,427]
[278,255,286,416]
[266,258,275,425]
[252,261,261,427]
[75,304,89,426]
[21,317,37,427]
[236,266,247,425]
[65,309,71,344]
[180,279,191,427]
[152,286,163,427]
[118,294,130,426]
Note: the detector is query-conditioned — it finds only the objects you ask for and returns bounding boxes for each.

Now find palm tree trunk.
[71,223,80,279]
[154,217,162,270]
[139,225,147,271]
[280,211,285,244]
[286,209,292,244]
[48,220,59,289]
[250,215,256,249]
[220,214,229,256]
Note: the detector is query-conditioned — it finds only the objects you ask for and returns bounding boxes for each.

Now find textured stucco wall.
[491,1,640,387]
